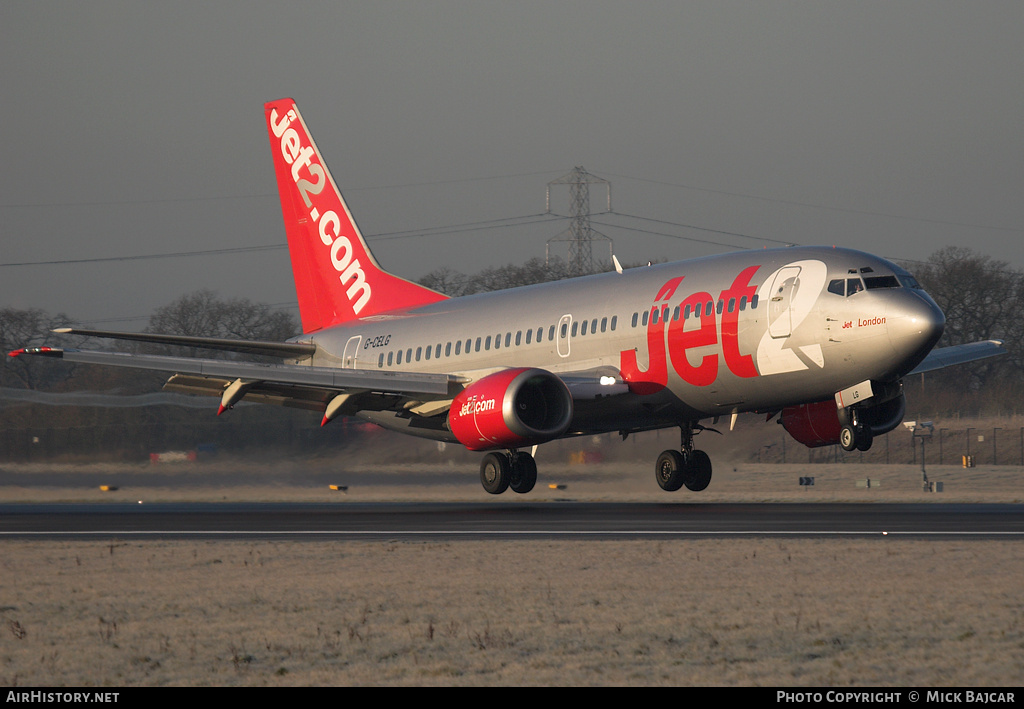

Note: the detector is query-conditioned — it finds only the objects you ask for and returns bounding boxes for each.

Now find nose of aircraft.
[885,290,945,373]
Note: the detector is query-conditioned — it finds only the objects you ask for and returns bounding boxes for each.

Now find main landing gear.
[839,408,873,452]
[480,450,537,495]
[655,423,715,492]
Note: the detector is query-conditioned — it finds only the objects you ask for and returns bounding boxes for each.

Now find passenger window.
[591,318,598,333]
[581,320,588,335]
[415,347,422,362]
[751,295,759,309]
[378,353,384,368]
[387,351,394,366]
[705,302,713,317]
[739,296,747,311]
[525,329,532,344]
[651,308,659,325]
[571,321,578,337]
[485,336,492,350]
[601,317,607,332]
[406,348,412,362]
[728,298,735,313]
[494,334,501,350]
[444,342,451,357]
[454,341,461,356]
[684,304,691,319]
[716,300,723,314]
[515,331,521,346]
[631,312,638,328]
[560,323,567,338]
[424,345,431,360]
[610,315,617,330]
[673,306,680,321]
[435,344,442,359]
[475,337,481,352]
[548,325,555,340]
[397,350,403,365]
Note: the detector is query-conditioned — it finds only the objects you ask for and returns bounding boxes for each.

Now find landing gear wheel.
[656,450,686,492]
[684,450,713,492]
[839,425,857,452]
[480,452,511,495]
[855,427,874,452]
[509,454,537,494]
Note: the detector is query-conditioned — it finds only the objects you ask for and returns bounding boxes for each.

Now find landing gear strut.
[656,423,715,492]
[480,450,537,495]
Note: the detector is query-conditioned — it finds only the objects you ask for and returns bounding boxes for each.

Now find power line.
[606,210,797,247]
[0,213,567,268]
[603,171,1023,236]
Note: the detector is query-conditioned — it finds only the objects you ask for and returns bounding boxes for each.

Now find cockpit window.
[897,275,921,289]
[829,278,865,296]
[864,275,900,290]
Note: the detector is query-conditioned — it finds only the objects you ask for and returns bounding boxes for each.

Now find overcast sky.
[2,1,1021,329]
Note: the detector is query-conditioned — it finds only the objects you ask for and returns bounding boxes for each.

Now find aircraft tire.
[509,454,538,494]
[839,425,858,452]
[855,427,874,452]
[480,452,511,495]
[684,450,713,492]
[655,450,686,492]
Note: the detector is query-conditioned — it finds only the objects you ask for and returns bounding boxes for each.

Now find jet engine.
[780,391,907,448]
[448,367,573,451]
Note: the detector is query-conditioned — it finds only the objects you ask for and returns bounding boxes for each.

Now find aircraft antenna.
[546,167,612,276]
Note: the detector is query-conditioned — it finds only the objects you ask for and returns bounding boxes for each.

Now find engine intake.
[449,368,573,451]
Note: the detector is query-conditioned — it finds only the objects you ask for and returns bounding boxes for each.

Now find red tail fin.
[265,99,448,333]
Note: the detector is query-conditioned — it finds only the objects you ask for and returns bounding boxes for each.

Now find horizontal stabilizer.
[51,327,316,360]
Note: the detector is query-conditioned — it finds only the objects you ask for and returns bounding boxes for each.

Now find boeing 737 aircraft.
[10,98,1006,494]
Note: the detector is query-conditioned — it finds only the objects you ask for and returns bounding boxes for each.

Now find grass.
[0,538,1022,686]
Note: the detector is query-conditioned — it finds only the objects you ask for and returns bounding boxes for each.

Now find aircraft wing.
[907,339,1007,376]
[8,346,467,415]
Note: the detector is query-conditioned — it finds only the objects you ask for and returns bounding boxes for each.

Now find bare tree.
[1,307,78,390]
[145,290,299,358]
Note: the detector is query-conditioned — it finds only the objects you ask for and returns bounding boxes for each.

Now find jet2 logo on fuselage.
[620,266,760,394]
[621,260,829,394]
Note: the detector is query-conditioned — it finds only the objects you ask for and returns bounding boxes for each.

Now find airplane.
[9,98,1007,495]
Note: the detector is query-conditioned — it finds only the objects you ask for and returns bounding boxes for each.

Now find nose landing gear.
[839,408,874,452]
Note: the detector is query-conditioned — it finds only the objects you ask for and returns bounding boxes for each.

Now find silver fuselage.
[294,246,943,441]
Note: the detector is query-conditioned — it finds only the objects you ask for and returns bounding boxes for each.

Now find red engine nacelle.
[779,400,842,448]
[449,367,573,451]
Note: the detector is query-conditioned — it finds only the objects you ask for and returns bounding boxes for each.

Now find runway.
[2,502,1022,539]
